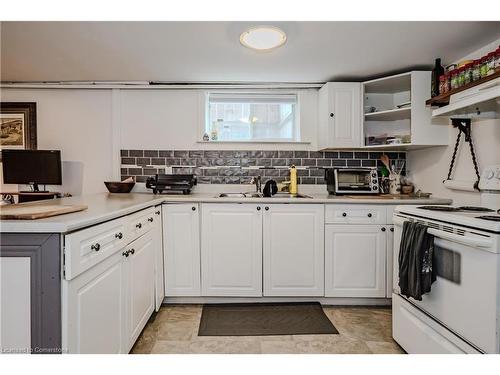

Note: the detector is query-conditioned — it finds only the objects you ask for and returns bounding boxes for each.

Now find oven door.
[393,215,500,353]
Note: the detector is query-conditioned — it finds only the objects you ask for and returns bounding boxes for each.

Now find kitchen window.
[204,92,299,142]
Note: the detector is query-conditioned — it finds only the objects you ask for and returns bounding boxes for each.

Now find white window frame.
[201,90,302,143]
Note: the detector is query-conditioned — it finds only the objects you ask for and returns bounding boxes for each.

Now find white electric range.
[391,165,500,354]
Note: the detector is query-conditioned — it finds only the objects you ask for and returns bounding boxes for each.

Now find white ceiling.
[1,21,499,82]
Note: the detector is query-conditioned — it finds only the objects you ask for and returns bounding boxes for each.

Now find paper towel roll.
[443,179,476,192]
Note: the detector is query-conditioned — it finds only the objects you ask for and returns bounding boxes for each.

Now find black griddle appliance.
[146,174,197,195]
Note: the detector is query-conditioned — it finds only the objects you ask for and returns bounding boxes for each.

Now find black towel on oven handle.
[398,221,436,301]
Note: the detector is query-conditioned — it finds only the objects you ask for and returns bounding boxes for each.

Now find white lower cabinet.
[325,224,386,297]
[124,232,155,350]
[63,218,157,354]
[386,225,394,298]
[163,203,201,296]
[152,206,164,310]
[263,204,325,296]
[63,250,126,354]
[201,204,262,297]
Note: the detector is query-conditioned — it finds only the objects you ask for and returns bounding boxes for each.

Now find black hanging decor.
[444,118,480,190]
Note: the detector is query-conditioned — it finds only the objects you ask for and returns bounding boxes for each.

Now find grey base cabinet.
[0,233,61,354]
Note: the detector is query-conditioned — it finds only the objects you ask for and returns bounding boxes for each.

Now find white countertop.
[0,192,452,233]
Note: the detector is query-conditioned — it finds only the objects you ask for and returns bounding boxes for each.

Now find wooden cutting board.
[0,204,88,220]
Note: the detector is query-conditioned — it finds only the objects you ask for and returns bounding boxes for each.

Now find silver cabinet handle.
[122,251,129,257]
[136,223,142,229]
[155,210,161,215]
[91,243,101,251]
[130,249,135,255]
[115,232,123,239]
[148,217,154,222]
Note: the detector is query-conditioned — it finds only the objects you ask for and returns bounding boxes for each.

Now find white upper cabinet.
[318,82,362,150]
[163,203,201,296]
[362,71,448,149]
[325,224,387,298]
[263,204,325,296]
[201,204,262,297]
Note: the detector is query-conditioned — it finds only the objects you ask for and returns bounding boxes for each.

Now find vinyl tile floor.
[131,304,405,354]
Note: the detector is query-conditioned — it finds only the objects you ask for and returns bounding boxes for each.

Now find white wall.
[0,87,319,194]
[407,38,500,206]
[119,89,318,150]
[0,89,114,194]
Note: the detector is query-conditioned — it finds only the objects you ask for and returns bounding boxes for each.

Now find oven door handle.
[427,228,493,249]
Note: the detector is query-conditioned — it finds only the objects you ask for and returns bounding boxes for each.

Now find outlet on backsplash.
[120,149,407,185]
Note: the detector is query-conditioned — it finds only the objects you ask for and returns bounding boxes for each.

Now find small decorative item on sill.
[202,133,210,142]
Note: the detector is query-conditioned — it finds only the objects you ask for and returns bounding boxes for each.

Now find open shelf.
[426,70,500,107]
[364,107,411,121]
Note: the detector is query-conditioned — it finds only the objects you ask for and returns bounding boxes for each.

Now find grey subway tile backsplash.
[120,149,406,185]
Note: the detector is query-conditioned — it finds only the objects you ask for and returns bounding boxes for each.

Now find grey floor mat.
[198,302,338,336]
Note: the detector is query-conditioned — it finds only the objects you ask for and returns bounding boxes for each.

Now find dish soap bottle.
[290,165,298,195]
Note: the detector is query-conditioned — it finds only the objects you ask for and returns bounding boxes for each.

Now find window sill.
[196,140,311,145]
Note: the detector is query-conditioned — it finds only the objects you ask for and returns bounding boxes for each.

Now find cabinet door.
[63,251,126,354]
[163,204,201,296]
[325,225,386,297]
[201,204,262,297]
[125,231,155,351]
[386,225,394,298]
[318,82,361,149]
[153,206,164,311]
[263,204,324,296]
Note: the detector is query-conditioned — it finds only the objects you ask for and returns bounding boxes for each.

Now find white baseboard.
[162,296,391,306]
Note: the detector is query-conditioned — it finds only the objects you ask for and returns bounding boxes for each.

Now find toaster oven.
[325,168,379,195]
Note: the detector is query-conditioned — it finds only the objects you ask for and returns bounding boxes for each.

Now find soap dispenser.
[290,165,298,195]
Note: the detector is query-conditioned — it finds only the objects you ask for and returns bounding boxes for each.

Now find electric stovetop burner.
[476,216,500,222]
[457,206,495,212]
[418,206,495,212]
[418,206,459,211]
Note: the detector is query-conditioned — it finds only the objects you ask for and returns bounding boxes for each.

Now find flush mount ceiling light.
[240,26,287,51]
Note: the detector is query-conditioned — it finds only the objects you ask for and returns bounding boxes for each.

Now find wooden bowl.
[104,181,135,193]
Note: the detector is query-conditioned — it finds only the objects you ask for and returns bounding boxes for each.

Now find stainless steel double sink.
[216,192,312,199]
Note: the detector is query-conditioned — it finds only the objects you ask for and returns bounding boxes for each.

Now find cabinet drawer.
[125,207,156,242]
[65,217,127,280]
[325,204,386,224]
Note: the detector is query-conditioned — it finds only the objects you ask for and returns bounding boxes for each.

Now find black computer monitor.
[2,149,62,192]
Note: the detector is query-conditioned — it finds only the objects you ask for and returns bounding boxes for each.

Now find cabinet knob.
[381,227,386,232]
[367,213,372,218]
[257,206,261,211]
[342,212,347,217]
[122,251,129,257]
[330,113,334,118]
[155,210,161,215]
[115,232,123,239]
[91,243,101,251]
[130,249,135,255]
[136,223,142,229]
[192,206,196,211]
[265,206,269,211]
[390,227,394,232]
[148,217,154,222]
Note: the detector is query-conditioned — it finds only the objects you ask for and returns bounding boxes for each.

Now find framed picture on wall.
[0,102,37,155]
